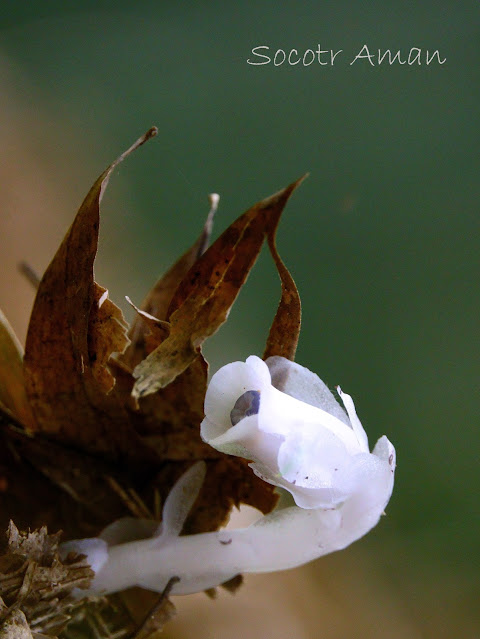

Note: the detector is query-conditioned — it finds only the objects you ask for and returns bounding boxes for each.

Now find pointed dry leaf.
[0,309,36,430]
[23,128,158,460]
[124,296,170,357]
[263,175,306,361]
[132,179,303,399]
[123,193,217,370]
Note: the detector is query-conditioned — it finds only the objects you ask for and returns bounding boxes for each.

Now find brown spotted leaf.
[127,179,303,531]
[23,128,158,460]
[263,175,307,361]
[0,309,35,431]
[132,179,303,399]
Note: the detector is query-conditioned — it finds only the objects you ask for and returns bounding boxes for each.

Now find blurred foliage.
[0,2,479,637]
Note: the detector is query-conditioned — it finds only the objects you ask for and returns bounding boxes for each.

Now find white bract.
[61,356,395,597]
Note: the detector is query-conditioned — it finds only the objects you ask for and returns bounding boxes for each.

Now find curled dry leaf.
[23,128,158,461]
[263,175,306,361]
[132,178,304,399]
[122,181,304,531]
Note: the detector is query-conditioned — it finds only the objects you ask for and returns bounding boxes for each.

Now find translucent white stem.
[68,437,394,597]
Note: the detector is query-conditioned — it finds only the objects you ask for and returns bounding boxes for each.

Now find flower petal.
[160,461,206,540]
[257,383,361,454]
[203,357,271,438]
[266,356,350,426]
[373,434,396,469]
[279,425,352,485]
[331,439,395,550]
[336,386,369,452]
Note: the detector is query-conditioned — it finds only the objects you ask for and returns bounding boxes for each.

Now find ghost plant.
[0,129,395,637]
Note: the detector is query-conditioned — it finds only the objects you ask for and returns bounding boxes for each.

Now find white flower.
[201,355,395,511]
[61,356,395,597]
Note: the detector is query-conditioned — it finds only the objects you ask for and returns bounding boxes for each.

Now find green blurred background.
[1,2,478,637]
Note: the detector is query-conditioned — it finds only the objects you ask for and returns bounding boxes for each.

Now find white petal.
[258,384,361,454]
[278,426,353,495]
[333,453,394,549]
[203,358,271,437]
[160,461,206,540]
[266,356,350,426]
[99,518,159,546]
[373,435,396,470]
[60,537,109,574]
[336,386,369,452]
[204,413,282,471]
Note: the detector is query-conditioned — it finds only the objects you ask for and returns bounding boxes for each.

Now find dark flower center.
[230,390,261,426]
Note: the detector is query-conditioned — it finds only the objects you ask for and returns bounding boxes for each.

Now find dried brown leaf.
[263,175,307,361]
[88,284,130,393]
[23,128,158,460]
[0,309,36,431]
[132,179,303,399]
[124,296,170,358]
[123,194,218,370]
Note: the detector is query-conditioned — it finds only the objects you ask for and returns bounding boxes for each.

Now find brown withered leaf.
[124,296,170,360]
[263,175,306,361]
[88,283,130,393]
[23,128,158,461]
[130,356,212,461]
[123,181,303,532]
[132,179,304,399]
[99,188,278,533]
[0,309,36,431]
[123,193,218,370]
